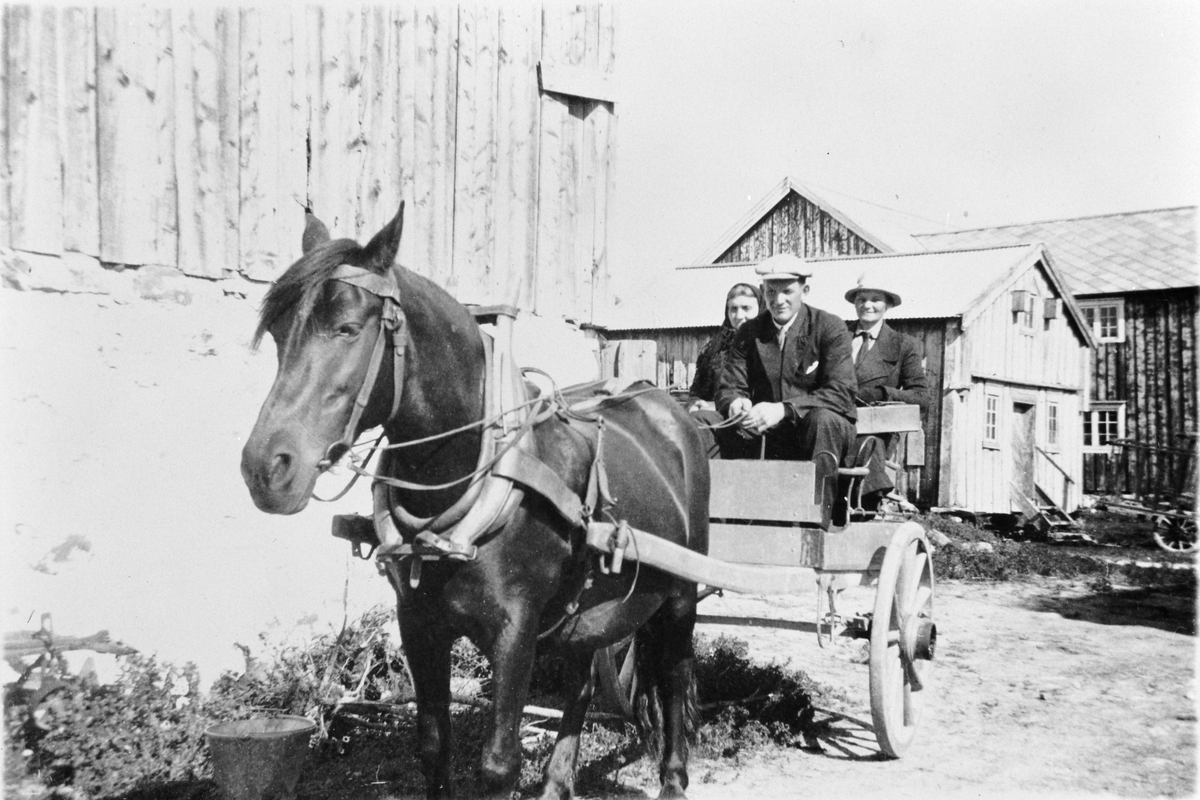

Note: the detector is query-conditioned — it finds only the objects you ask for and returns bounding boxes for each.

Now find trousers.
[713,407,855,465]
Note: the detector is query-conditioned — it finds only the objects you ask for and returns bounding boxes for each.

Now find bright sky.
[610,0,1200,293]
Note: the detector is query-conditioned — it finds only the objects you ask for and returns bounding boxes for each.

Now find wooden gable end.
[715,190,882,264]
[964,260,1089,392]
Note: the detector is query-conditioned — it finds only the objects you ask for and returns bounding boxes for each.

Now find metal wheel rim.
[869,522,934,758]
[1153,516,1198,554]
[594,636,639,718]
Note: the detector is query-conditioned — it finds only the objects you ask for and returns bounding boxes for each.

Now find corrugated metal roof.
[598,244,1080,334]
[913,207,1198,295]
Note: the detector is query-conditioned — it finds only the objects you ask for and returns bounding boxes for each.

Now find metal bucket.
[206,715,316,800]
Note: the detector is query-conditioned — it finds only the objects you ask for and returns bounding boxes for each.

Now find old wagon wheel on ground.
[869,522,936,758]
[594,635,639,717]
[1153,513,1198,554]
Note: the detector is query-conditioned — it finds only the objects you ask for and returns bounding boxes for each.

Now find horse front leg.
[652,591,698,800]
[477,607,540,799]
[537,649,597,800]
[398,607,455,798]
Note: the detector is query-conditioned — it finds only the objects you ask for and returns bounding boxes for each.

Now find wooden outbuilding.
[0,5,617,322]
[600,243,1096,517]
[916,208,1198,500]
[599,176,918,386]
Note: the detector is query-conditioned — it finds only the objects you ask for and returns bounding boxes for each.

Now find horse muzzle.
[240,432,321,515]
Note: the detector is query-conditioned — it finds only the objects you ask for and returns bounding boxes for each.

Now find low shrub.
[5,655,210,798]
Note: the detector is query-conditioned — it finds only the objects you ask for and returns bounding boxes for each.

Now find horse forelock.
[252,239,369,350]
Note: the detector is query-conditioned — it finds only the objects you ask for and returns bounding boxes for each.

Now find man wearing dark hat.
[714,253,857,470]
[845,281,928,513]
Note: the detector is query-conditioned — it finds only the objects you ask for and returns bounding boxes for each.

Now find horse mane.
[252,239,370,349]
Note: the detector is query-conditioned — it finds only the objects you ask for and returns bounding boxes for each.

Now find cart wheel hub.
[901,614,936,662]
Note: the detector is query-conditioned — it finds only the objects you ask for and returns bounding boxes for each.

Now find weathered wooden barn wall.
[601,326,713,389]
[885,318,948,507]
[716,191,882,263]
[1083,287,1199,497]
[0,5,615,320]
[939,264,1090,513]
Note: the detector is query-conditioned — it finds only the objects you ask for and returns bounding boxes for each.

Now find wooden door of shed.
[1010,402,1037,502]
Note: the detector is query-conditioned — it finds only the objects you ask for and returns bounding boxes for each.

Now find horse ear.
[363,202,405,272]
[302,209,331,253]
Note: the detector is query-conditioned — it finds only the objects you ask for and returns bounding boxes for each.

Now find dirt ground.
[665,577,1197,800]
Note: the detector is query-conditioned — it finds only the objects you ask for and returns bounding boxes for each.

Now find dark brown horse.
[240,204,709,799]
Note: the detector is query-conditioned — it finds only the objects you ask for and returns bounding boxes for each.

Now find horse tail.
[632,627,700,761]
[633,633,664,759]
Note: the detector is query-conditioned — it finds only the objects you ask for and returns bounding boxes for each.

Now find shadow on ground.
[1026,583,1196,636]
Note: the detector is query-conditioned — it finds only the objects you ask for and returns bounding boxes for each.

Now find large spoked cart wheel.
[869,523,936,758]
[1153,511,1197,554]
[594,635,638,717]
[584,405,937,757]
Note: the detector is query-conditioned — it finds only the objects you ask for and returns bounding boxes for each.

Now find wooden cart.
[587,404,936,758]
[1099,436,1197,554]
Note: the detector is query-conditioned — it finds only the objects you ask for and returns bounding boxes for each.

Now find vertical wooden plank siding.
[534,6,566,315]
[1083,290,1197,495]
[148,9,178,268]
[97,8,176,266]
[2,2,620,338]
[357,7,404,244]
[308,8,361,240]
[395,7,417,271]
[62,8,99,257]
[0,8,9,246]
[717,191,881,264]
[451,5,498,306]
[565,6,589,321]
[240,7,306,282]
[175,8,238,279]
[492,5,540,309]
[888,318,948,506]
[7,7,63,254]
[409,6,458,288]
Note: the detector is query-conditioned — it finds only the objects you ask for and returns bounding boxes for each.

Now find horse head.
[240,205,408,514]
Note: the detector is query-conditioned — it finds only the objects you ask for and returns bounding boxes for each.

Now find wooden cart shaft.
[585,519,923,595]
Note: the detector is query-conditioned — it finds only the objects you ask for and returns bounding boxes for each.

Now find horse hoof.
[657,785,687,800]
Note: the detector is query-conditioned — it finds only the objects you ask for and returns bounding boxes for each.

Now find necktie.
[854,330,872,366]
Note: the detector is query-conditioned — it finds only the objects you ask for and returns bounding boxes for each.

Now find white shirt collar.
[855,319,884,339]
[773,310,799,341]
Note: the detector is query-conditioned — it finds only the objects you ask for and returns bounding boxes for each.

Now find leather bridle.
[317,264,409,469]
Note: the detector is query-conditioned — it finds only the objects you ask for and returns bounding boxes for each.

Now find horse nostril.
[269,452,294,488]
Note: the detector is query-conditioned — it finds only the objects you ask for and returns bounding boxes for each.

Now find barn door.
[1011,402,1037,497]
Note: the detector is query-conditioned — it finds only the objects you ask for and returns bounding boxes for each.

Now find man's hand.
[738,402,787,435]
[726,397,753,423]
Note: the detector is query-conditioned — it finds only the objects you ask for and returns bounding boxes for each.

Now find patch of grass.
[917,512,1196,591]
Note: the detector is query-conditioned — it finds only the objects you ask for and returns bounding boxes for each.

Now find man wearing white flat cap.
[714,253,857,467]
[845,279,928,511]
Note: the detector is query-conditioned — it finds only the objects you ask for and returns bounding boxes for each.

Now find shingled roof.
[913,207,1198,295]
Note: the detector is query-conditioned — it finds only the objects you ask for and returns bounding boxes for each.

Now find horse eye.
[336,323,362,338]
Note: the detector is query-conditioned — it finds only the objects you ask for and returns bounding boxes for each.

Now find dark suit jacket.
[716,306,857,422]
[848,320,927,407]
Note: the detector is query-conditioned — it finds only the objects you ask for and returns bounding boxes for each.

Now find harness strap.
[322,265,409,464]
[583,418,616,518]
[490,446,585,526]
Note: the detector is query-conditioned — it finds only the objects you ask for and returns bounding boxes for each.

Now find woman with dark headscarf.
[688,283,763,456]
[687,282,764,410]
